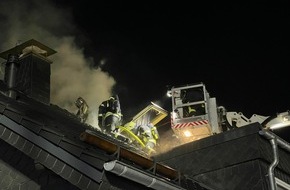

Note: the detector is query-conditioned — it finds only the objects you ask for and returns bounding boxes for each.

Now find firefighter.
[75,97,89,123]
[98,95,123,135]
[136,123,159,155]
[181,88,205,117]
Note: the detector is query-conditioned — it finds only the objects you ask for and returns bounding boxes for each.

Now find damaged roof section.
[0,91,194,189]
[0,39,210,190]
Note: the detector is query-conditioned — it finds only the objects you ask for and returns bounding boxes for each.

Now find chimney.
[0,39,57,104]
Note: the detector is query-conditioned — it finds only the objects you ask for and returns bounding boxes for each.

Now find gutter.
[259,129,290,190]
[104,160,185,190]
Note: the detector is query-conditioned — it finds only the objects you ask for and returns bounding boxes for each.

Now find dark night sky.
[58,1,290,120]
[1,0,288,133]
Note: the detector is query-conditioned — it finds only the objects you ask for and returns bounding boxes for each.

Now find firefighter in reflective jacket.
[181,88,205,117]
[98,95,123,135]
[136,123,159,154]
[75,97,89,123]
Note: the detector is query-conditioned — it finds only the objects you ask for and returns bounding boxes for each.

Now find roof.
[0,82,210,190]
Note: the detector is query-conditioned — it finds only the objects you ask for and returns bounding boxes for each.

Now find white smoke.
[0,0,116,129]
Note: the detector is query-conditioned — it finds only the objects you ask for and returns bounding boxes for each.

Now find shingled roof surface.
[0,81,212,190]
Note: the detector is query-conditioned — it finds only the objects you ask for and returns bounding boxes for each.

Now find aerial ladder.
[116,102,168,154]
[167,82,290,145]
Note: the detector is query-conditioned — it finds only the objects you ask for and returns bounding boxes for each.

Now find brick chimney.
[0,39,57,104]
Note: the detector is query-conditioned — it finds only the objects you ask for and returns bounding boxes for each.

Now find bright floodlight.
[183,130,192,137]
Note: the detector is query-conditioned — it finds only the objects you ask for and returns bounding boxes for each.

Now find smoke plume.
[0,0,116,129]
